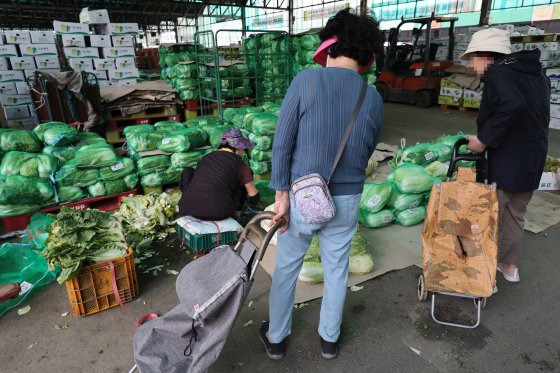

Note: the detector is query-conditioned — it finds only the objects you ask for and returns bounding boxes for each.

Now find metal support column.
[288,0,294,34]
[479,0,492,26]
[241,6,247,36]
[359,0,368,16]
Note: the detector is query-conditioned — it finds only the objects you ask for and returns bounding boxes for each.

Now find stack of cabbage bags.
[254,33,289,103]
[298,231,374,284]
[218,62,253,98]
[54,132,136,198]
[0,128,54,217]
[125,120,212,188]
[291,33,321,74]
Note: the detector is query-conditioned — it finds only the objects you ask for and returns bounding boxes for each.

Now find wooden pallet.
[0,189,138,233]
[105,105,178,120]
[105,114,182,133]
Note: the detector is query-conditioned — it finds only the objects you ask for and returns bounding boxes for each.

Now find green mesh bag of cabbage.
[140,172,164,188]
[98,157,135,181]
[360,182,393,213]
[0,151,57,178]
[136,155,170,176]
[153,120,184,134]
[394,206,426,227]
[387,184,424,211]
[42,146,76,163]
[33,122,78,147]
[359,209,394,228]
[0,129,41,153]
[170,150,206,168]
[126,126,164,152]
[387,163,436,194]
[0,175,54,205]
[55,160,100,187]
[73,144,118,168]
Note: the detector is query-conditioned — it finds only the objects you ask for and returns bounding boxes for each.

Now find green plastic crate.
[178,225,239,254]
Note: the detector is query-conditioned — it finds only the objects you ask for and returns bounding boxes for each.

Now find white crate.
[112,35,134,47]
[79,8,110,24]
[2,104,30,119]
[89,35,112,48]
[30,31,55,44]
[53,20,90,35]
[0,70,25,83]
[62,35,86,47]
[34,56,61,69]
[8,57,36,70]
[5,31,31,44]
[0,45,18,58]
[0,93,33,107]
[20,44,58,57]
[102,47,135,58]
[0,82,17,95]
[64,47,99,59]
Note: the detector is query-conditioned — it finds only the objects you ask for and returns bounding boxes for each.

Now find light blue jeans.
[268,194,361,343]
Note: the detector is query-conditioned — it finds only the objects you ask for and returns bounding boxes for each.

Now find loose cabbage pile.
[42,207,129,283]
[298,231,374,284]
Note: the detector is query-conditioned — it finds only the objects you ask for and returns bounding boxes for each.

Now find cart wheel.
[418,275,428,301]
[473,298,487,309]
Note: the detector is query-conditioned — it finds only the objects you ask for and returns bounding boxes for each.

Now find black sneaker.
[320,336,338,359]
[259,321,285,360]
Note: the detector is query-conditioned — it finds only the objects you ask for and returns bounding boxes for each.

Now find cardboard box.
[93,58,114,70]
[64,47,99,59]
[30,31,55,44]
[101,23,140,35]
[455,42,470,51]
[62,35,86,47]
[0,58,9,70]
[551,79,560,93]
[0,70,25,83]
[547,68,560,78]
[107,67,139,80]
[2,105,30,120]
[463,88,483,100]
[102,47,135,58]
[98,80,117,88]
[463,98,481,109]
[53,20,90,35]
[0,83,17,95]
[89,35,112,48]
[541,61,559,69]
[541,51,560,62]
[79,8,110,24]
[9,57,36,70]
[0,45,18,58]
[551,93,560,104]
[440,87,463,98]
[20,44,58,57]
[87,70,108,81]
[34,56,61,69]
[0,93,33,107]
[69,58,94,71]
[5,31,31,44]
[515,26,544,36]
[438,95,463,106]
[15,82,29,94]
[6,117,37,130]
[538,172,560,190]
[511,43,524,53]
[112,35,134,47]
[0,33,4,45]
[551,103,560,117]
[525,42,559,52]
[115,57,135,69]
[118,79,137,87]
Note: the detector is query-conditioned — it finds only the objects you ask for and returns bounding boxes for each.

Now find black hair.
[319,8,384,68]
[218,143,236,151]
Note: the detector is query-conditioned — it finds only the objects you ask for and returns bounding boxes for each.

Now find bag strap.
[328,81,368,184]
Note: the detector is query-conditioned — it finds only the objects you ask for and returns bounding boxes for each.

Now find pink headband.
[313,36,376,74]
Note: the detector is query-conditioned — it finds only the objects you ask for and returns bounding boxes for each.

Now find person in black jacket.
[462,28,550,284]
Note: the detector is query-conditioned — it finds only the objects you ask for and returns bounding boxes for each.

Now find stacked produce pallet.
[124,119,215,191]
[159,43,205,103]
[291,33,321,75]
[56,8,140,88]
[253,32,290,105]
[0,122,139,223]
[360,134,473,229]
[0,30,58,129]
[548,67,560,131]
[510,32,560,69]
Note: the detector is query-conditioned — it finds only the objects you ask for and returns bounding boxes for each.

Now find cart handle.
[447,138,488,182]
[239,211,284,263]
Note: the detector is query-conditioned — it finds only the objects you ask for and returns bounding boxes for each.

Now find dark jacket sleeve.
[477,70,526,148]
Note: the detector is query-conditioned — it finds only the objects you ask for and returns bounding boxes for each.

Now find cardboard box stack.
[548,68,560,131]
[0,30,56,129]
[438,78,463,107]
[57,8,140,88]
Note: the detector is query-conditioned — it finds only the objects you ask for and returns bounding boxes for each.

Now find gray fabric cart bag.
[133,212,282,373]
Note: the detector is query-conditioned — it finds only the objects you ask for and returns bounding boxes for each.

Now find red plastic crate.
[0,189,138,233]
[105,114,182,132]
[184,99,199,110]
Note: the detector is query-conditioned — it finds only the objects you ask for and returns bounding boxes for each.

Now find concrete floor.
[2,103,560,373]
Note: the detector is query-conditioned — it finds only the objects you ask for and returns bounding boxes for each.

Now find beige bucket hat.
[460,28,512,59]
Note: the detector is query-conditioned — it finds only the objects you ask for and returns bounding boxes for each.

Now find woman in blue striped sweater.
[260,9,385,361]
